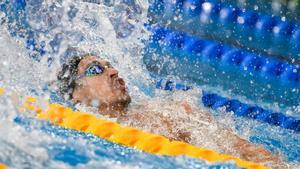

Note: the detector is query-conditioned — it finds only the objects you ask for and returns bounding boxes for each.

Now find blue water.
[0,0,299,168]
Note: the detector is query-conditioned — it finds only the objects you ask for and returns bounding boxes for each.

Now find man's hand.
[230,132,286,168]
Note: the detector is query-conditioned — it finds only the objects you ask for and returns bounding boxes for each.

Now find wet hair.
[57,55,86,100]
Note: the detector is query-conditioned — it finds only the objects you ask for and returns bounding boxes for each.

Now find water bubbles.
[189,5,196,11]
[219,8,229,19]
[273,26,280,34]
[91,99,100,107]
[26,0,64,31]
[202,2,212,14]
[271,1,281,12]
[255,21,263,29]
[237,16,245,24]
[288,1,297,10]
[0,11,5,20]
[200,13,209,23]
[2,61,8,66]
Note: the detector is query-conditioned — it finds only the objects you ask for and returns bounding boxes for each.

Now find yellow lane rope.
[0,88,5,95]
[0,89,6,169]
[3,89,266,169]
[0,163,6,169]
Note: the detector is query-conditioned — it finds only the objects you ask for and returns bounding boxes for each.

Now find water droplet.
[273,26,280,34]
[237,16,245,24]
[254,5,258,10]
[202,2,212,14]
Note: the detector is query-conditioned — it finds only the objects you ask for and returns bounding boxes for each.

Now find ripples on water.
[0,0,299,168]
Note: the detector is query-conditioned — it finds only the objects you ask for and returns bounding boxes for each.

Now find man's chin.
[113,92,131,109]
[121,93,131,107]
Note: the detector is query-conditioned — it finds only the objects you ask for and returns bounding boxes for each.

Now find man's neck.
[98,103,127,118]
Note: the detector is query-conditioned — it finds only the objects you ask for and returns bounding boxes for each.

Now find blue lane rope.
[155,79,300,132]
[149,26,300,85]
[156,79,192,91]
[145,26,299,110]
[201,91,300,132]
[148,0,300,61]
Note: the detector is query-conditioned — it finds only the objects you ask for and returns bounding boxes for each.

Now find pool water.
[0,0,299,168]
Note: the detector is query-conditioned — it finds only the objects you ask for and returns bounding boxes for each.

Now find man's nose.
[107,68,118,78]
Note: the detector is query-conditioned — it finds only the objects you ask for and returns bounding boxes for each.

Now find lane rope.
[0,163,6,169]
[149,0,300,60]
[149,26,299,84]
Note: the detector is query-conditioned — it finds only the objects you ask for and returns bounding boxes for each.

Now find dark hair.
[57,55,85,100]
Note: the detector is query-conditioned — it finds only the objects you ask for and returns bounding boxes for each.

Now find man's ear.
[72,86,93,106]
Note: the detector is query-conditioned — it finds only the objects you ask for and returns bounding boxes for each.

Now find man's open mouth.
[114,77,127,91]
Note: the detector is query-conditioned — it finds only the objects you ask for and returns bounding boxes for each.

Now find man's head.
[57,54,131,114]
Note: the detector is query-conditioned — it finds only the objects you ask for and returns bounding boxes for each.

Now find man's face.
[72,56,131,109]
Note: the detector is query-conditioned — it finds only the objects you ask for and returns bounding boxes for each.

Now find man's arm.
[185,102,285,168]
[119,109,191,142]
[219,129,285,168]
[121,101,285,168]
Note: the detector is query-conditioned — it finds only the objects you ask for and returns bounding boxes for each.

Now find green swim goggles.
[77,61,112,79]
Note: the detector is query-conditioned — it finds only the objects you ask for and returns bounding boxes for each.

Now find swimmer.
[57,54,285,168]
